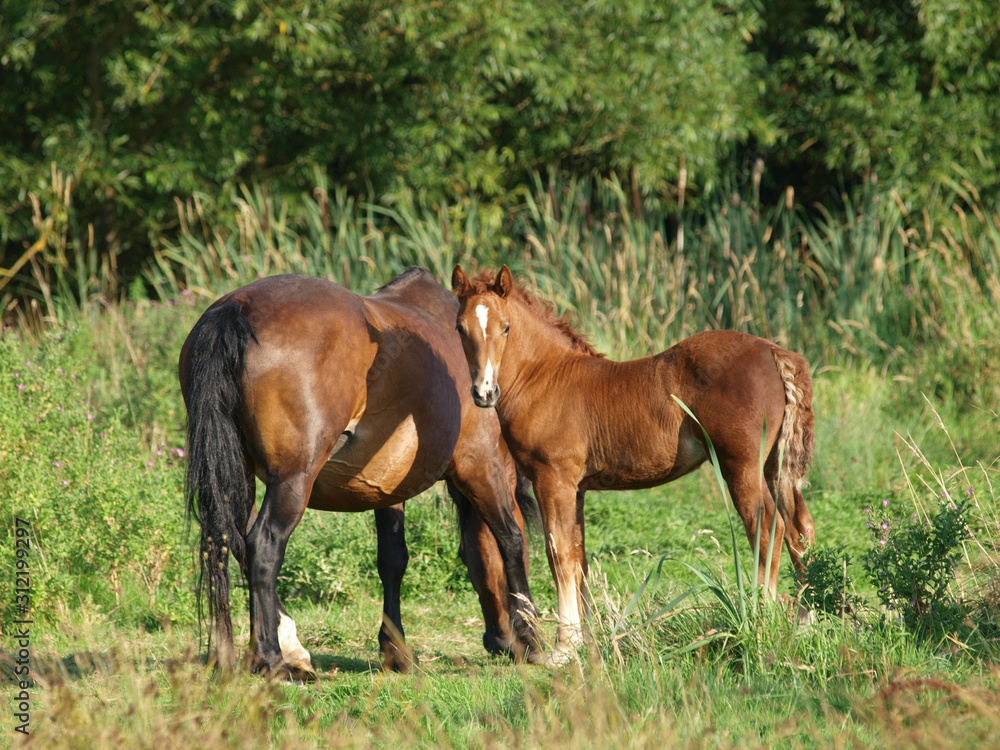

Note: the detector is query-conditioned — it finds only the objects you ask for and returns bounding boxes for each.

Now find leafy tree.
[753,0,1000,205]
[1,0,762,267]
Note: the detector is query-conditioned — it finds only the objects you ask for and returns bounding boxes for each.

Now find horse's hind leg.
[375,504,414,672]
[725,462,785,598]
[780,483,815,578]
[766,451,816,579]
[246,473,315,681]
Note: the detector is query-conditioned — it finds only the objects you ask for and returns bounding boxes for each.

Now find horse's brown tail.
[770,348,815,519]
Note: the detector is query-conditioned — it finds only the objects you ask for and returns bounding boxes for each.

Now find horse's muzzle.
[471,384,500,408]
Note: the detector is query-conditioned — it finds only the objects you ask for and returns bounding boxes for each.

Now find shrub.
[863,497,970,637]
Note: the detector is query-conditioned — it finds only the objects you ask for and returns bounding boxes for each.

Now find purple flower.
[883,499,890,507]
[87,413,93,420]
[17,383,24,390]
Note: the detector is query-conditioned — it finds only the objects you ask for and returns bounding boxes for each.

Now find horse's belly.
[308,414,451,510]
[583,432,707,491]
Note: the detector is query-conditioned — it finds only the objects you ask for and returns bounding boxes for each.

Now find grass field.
[2,175,1000,747]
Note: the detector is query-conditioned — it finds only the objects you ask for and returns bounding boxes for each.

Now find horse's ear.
[495,265,513,299]
[452,264,470,296]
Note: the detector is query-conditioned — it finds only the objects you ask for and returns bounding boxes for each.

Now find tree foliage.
[0,0,758,260]
[1,0,998,269]
[754,0,1000,203]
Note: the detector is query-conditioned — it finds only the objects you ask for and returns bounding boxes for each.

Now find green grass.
[3,302,998,747]
[3,171,1000,746]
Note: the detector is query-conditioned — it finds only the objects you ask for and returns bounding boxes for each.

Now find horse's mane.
[470,270,605,358]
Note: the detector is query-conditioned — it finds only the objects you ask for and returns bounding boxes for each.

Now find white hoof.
[278,612,316,676]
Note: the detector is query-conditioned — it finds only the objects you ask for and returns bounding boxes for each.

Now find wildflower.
[17,383,24,390]
[880,539,887,546]
[52,462,61,467]
[87,413,93,420]
[62,481,68,486]
[883,499,890,507]
[176,448,185,458]
[967,488,973,496]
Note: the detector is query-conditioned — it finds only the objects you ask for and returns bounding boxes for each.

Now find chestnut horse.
[179,268,542,680]
[452,264,815,659]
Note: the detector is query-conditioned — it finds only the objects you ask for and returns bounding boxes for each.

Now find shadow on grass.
[1,648,380,686]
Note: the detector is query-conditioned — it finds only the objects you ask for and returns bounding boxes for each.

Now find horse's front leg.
[246,474,314,681]
[448,466,543,664]
[534,472,588,664]
[375,503,414,672]
[448,476,521,659]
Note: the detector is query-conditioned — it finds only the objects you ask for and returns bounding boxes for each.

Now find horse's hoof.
[284,663,318,683]
[380,645,417,673]
[544,647,577,668]
[251,659,316,683]
[525,646,547,666]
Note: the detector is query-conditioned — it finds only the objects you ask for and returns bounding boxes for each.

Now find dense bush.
[0,0,757,262]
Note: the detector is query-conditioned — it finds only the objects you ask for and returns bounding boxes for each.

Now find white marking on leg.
[475,304,489,341]
[547,533,583,663]
[277,612,314,674]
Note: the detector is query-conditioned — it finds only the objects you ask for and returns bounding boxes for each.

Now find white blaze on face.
[482,358,495,390]
[474,303,496,391]
[475,304,489,341]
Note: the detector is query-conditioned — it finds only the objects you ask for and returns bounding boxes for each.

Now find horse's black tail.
[183,303,257,665]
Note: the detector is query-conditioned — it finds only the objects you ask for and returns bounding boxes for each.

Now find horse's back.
[658,330,797,456]
[364,266,459,333]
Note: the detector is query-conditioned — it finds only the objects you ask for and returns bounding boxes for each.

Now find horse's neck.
[502,303,589,402]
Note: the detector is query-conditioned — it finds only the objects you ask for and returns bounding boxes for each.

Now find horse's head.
[452,264,514,408]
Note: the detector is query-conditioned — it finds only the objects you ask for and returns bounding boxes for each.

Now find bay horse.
[179,268,543,680]
[452,264,816,660]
